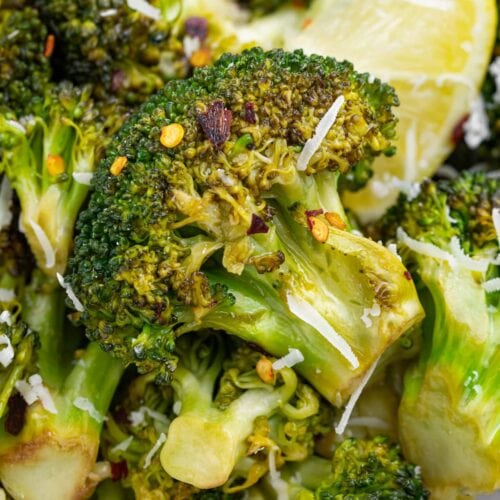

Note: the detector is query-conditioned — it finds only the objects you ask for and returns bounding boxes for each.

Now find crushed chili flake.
[111,460,128,481]
[325,211,346,230]
[404,270,413,281]
[44,34,55,58]
[244,102,257,124]
[309,216,329,243]
[306,209,324,230]
[5,393,27,436]
[197,101,232,149]
[256,357,275,384]
[190,47,211,68]
[185,17,208,41]
[110,156,128,176]
[247,214,269,235]
[451,115,469,145]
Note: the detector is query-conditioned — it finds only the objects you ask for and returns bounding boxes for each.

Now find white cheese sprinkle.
[483,278,500,293]
[56,273,84,312]
[387,243,402,261]
[111,435,134,454]
[15,374,58,414]
[183,35,201,58]
[143,432,166,469]
[286,293,359,369]
[0,334,15,368]
[272,348,304,370]
[335,357,380,435]
[463,97,491,149]
[0,176,13,231]
[268,447,288,500]
[397,227,456,266]
[73,397,107,423]
[126,0,160,20]
[492,208,500,247]
[449,237,490,273]
[360,301,381,328]
[29,220,55,269]
[100,8,118,17]
[0,289,15,303]
[297,95,345,171]
[489,57,500,104]
[72,172,94,185]
[129,405,169,427]
[0,311,12,326]
[5,119,25,134]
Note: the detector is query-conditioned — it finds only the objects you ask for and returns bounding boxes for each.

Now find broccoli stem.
[0,270,124,500]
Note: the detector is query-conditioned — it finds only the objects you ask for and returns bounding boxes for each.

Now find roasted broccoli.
[377,172,500,496]
[68,48,423,407]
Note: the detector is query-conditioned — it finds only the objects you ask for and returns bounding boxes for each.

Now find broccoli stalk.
[0,270,124,500]
[378,172,500,495]
[160,334,300,489]
[69,48,423,407]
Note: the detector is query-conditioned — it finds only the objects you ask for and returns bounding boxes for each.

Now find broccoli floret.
[315,436,429,499]
[0,80,126,277]
[377,172,500,496]
[68,48,423,406]
[0,7,52,116]
[238,0,307,17]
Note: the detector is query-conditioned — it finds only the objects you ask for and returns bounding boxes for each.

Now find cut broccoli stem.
[0,270,124,500]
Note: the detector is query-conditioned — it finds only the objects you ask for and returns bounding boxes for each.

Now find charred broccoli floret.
[68,47,422,406]
[0,7,51,116]
[377,172,500,496]
[315,436,429,499]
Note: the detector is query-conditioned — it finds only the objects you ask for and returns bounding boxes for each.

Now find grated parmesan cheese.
[286,293,359,369]
[72,172,94,185]
[0,311,12,326]
[0,289,15,303]
[100,8,118,17]
[6,119,25,134]
[111,435,134,454]
[297,95,345,171]
[29,220,55,269]
[436,164,459,179]
[268,447,288,500]
[183,36,201,58]
[397,227,455,266]
[489,57,500,104]
[335,357,380,435]
[450,237,490,273]
[73,397,107,423]
[483,278,500,293]
[0,334,14,368]
[360,301,381,328]
[463,97,491,149]
[56,273,84,312]
[272,348,304,370]
[492,208,500,247]
[143,432,166,469]
[0,176,13,231]
[129,405,169,427]
[15,374,58,414]
[387,243,402,261]
[126,0,160,20]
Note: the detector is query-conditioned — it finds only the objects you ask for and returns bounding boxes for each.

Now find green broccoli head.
[378,172,500,495]
[315,436,429,499]
[0,7,52,117]
[68,48,422,404]
[0,80,125,276]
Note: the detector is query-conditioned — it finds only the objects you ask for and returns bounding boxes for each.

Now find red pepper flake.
[247,214,269,235]
[305,209,324,229]
[111,460,128,481]
[197,101,232,149]
[244,102,257,124]
[451,115,469,145]
[44,34,55,58]
[404,270,412,281]
[185,17,208,41]
[302,17,313,30]
[4,393,27,436]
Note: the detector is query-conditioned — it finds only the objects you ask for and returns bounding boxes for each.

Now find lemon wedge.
[286,0,497,220]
